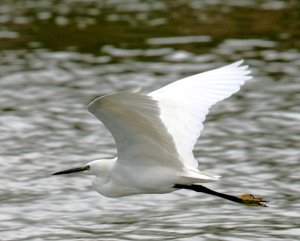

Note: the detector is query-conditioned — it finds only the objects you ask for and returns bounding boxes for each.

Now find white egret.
[53,60,267,207]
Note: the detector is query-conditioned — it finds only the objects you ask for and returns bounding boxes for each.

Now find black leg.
[174,184,268,207]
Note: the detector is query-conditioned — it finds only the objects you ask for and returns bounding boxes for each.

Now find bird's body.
[89,158,178,197]
[53,60,268,207]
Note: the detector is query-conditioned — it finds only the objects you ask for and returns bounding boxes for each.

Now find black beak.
[52,165,89,175]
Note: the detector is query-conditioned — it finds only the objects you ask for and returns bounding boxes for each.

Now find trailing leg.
[174,184,268,207]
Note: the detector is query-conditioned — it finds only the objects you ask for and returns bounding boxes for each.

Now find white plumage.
[149,60,251,168]
[53,60,268,207]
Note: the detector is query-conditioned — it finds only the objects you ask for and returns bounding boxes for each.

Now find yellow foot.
[238,193,268,207]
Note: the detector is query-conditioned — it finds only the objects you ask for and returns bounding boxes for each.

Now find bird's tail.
[180,168,221,183]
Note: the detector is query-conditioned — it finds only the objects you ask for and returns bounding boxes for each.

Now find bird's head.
[52,158,116,176]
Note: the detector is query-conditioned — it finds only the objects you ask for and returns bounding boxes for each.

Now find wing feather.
[149,60,252,168]
[87,60,252,175]
[87,92,183,170]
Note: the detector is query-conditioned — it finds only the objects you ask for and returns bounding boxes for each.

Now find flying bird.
[53,60,267,207]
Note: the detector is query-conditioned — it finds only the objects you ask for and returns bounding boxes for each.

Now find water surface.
[1,1,300,240]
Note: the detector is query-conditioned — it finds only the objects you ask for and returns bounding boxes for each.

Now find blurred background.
[0,0,299,240]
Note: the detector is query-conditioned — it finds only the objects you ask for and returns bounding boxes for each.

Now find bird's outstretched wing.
[87,92,184,170]
[149,60,252,168]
